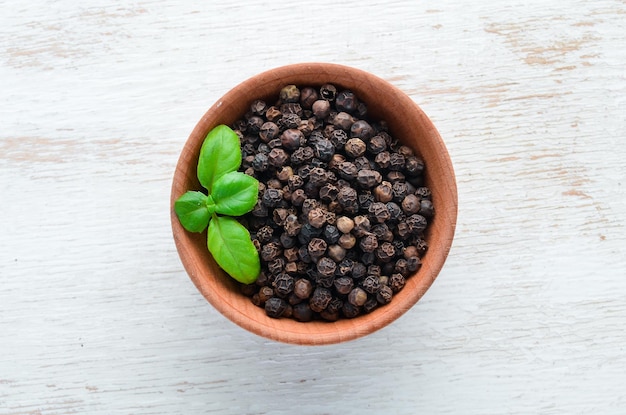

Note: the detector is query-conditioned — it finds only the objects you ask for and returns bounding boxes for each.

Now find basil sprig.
[174,125,260,284]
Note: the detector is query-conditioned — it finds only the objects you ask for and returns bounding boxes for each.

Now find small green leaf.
[197,125,241,192]
[207,215,260,284]
[174,191,210,233]
[212,172,259,217]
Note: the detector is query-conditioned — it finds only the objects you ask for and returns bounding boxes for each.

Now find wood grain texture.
[1,0,625,413]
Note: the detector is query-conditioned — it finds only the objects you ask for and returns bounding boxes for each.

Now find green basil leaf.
[197,125,241,193]
[207,215,260,284]
[174,191,210,232]
[212,172,259,216]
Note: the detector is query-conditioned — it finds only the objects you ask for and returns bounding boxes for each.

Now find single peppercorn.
[316,256,337,278]
[329,129,349,148]
[278,114,301,132]
[294,278,313,299]
[359,233,379,253]
[273,273,295,297]
[290,146,314,165]
[352,215,371,237]
[336,216,355,233]
[310,287,332,312]
[338,233,357,249]
[280,84,300,103]
[376,242,396,263]
[401,194,421,215]
[342,301,360,318]
[327,244,347,262]
[308,208,327,229]
[319,183,339,203]
[268,148,289,168]
[319,84,337,101]
[337,186,358,209]
[258,286,274,304]
[312,139,335,161]
[337,161,358,181]
[280,129,304,151]
[335,90,359,113]
[307,237,327,260]
[344,138,367,158]
[292,302,314,322]
[406,214,428,235]
[389,273,406,293]
[299,87,318,109]
[323,224,341,244]
[247,115,264,134]
[368,134,387,154]
[350,120,374,141]
[334,276,354,295]
[348,287,368,307]
[419,199,434,218]
[333,112,355,131]
[356,169,382,189]
[361,275,381,294]
[376,285,393,305]
[260,242,282,262]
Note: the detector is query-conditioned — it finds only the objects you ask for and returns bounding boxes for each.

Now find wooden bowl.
[171,63,457,345]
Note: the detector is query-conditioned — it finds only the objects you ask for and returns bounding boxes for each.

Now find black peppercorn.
[313,139,335,161]
[419,199,434,218]
[348,287,368,307]
[392,182,409,203]
[406,256,421,272]
[268,148,289,168]
[367,202,390,224]
[268,258,286,275]
[335,90,359,113]
[309,287,332,312]
[333,112,355,131]
[290,146,314,165]
[319,84,337,101]
[336,258,354,277]
[327,244,346,262]
[359,233,378,253]
[261,188,284,208]
[319,183,339,203]
[376,285,393,305]
[290,189,306,206]
[352,215,371,237]
[258,286,274,304]
[404,155,424,176]
[389,153,406,171]
[292,302,314,322]
[401,194,421,215]
[261,242,282,262]
[363,297,379,313]
[356,169,382,189]
[342,301,360,318]
[329,129,348,148]
[337,186,358,209]
[375,151,391,169]
[312,99,331,119]
[387,171,406,184]
[375,242,396,263]
[361,275,381,294]
[386,202,403,222]
[338,233,356,249]
[287,174,304,190]
[280,84,300,103]
[278,113,301,130]
[280,129,304,152]
[323,224,341,245]
[406,214,428,235]
[247,115,264,134]
[368,134,387,154]
[344,138,367,158]
[308,237,328,261]
[389,273,406,293]
[307,208,327,229]
[293,278,313,299]
[273,273,295,297]
[316,256,336,278]
[300,87,319,109]
[279,232,296,249]
[371,224,393,242]
[350,120,374,141]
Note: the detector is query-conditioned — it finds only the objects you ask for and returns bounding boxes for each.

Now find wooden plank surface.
[1,0,625,413]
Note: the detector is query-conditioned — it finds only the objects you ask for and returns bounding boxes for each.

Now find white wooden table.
[2,1,625,413]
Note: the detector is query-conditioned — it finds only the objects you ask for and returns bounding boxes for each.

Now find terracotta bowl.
[171,63,457,345]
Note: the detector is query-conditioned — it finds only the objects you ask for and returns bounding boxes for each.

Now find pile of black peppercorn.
[234,84,433,321]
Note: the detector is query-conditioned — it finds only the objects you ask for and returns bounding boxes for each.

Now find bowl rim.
[171,62,458,345]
